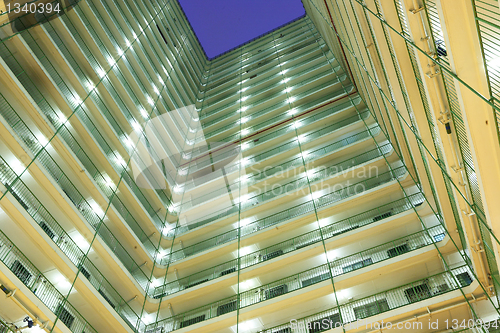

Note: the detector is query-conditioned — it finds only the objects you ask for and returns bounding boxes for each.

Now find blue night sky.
[178,0,306,59]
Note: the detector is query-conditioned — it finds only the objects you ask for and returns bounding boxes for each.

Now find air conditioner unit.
[39,221,56,240]
[55,304,75,329]
[179,314,205,328]
[307,313,341,333]
[219,267,236,276]
[144,326,163,333]
[216,300,237,316]
[264,284,288,300]
[262,249,283,261]
[98,288,116,308]
[11,260,32,285]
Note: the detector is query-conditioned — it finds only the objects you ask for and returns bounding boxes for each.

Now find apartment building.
[0,0,499,332]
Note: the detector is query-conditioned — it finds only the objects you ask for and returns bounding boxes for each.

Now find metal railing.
[0,230,99,333]
[161,166,407,265]
[147,264,471,332]
[261,265,474,333]
[0,156,144,329]
[168,125,381,236]
[151,211,436,299]
[181,142,391,212]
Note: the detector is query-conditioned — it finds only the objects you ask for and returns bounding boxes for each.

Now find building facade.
[0,0,499,332]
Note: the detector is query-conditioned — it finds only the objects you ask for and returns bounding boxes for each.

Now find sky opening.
[178,0,306,59]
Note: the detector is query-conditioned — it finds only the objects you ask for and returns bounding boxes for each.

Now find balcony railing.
[0,156,144,329]
[168,127,384,235]
[210,87,358,143]
[181,143,392,213]
[151,211,437,299]
[146,264,472,332]
[183,109,371,181]
[175,113,369,209]
[203,36,328,104]
[201,64,339,129]
[200,73,347,130]
[0,47,161,254]
[52,8,175,209]
[207,22,318,81]
[0,317,13,333]
[0,230,100,333]
[205,23,318,89]
[261,265,474,333]
[203,45,330,104]
[0,93,152,284]
[160,166,408,265]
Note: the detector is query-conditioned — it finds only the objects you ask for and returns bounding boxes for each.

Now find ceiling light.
[70,231,91,252]
[72,95,83,106]
[327,249,338,261]
[319,218,330,228]
[239,217,254,227]
[88,199,104,218]
[173,185,183,194]
[235,245,258,257]
[104,175,114,188]
[230,319,263,333]
[311,191,322,200]
[58,112,68,124]
[86,81,95,91]
[115,154,127,168]
[132,121,142,132]
[238,174,251,183]
[487,56,500,69]
[123,136,134,148]
[37,134,49,146]
[162,225,174,237]
[107,57,116,67]
[96,67,106,78]
[141,314,155,325]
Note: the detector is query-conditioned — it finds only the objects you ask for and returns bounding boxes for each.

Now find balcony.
[160,171,413,267]
[145,265,473,332]
[0,230,103,333]
[151,222,443,300]
[262,266,474,332]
